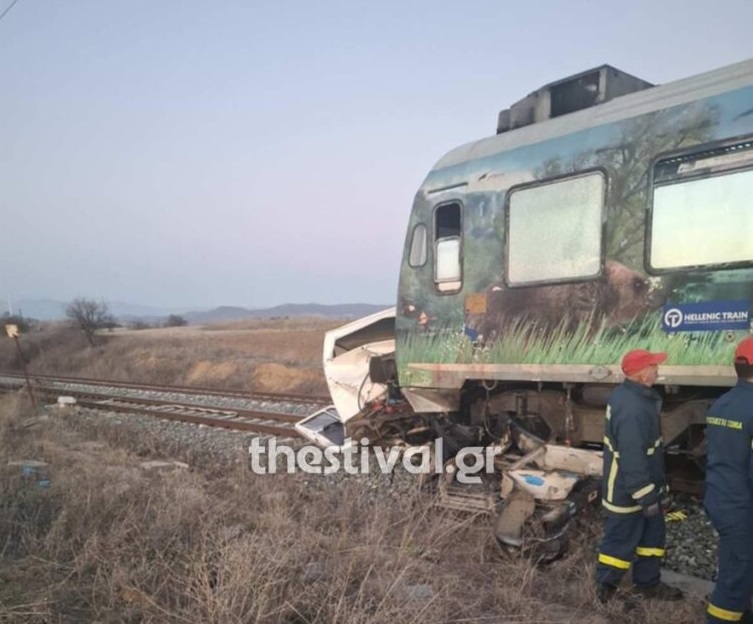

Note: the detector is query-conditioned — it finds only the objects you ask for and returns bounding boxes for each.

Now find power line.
[0,0,21,25]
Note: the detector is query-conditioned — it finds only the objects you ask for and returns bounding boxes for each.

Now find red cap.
[621,349,668,376]
[735,336,753,365]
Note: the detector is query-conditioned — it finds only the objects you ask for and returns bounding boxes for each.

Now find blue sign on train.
[662,300,751,333]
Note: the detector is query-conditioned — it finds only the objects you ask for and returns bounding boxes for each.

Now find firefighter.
[595,348,684,603]
[705,336,753,624]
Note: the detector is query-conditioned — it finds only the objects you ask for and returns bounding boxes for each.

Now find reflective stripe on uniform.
[646,437,663,455]
[601,499,642,513]
[598,552,632,570]
[602,426,660,511]
[632,483,655,500]
[707,603,744,621]
[707,416,743,430]
[603,436,661,456]
[603,436,619,457]
[636,547,665,557]
[607,456,618,502]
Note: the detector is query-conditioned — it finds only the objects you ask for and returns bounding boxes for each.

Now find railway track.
[0,371,717,585]
[0,370,706,493]
[0,371,329,405]
[0,372,323,439]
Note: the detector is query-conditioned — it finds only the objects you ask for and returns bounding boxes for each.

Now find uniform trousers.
[596,512,666,588]
[706,511,753,623]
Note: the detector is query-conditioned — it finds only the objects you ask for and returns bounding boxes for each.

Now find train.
[297,58,753,558]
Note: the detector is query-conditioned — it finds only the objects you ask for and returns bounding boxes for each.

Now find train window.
[507,172,604,285]
[434,202,462,292]
[436,238,461,286]
[436,202,461,238]
[650,139,753,270]
[408,223,428,267]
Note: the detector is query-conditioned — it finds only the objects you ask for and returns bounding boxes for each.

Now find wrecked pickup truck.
[296,308,603,560]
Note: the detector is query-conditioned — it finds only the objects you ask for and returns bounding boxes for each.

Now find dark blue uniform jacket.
[704,379,753,524]
[602,379,666,514]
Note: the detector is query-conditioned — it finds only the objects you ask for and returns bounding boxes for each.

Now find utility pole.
[4,324,37,410]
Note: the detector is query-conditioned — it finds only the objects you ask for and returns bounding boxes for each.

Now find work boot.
[596,583,618,604]
[633,581,684,601]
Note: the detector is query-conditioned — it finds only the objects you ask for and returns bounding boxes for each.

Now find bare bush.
[129,319,153,330]
[164,314,188,328]
[65,297,111,346]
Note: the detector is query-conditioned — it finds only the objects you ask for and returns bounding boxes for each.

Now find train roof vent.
[496,65,654,134]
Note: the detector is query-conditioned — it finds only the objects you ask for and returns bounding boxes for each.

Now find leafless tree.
[164,314,188,328]
[65,298,111,346]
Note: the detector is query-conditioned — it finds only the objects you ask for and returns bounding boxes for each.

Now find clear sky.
[1,0,752,310]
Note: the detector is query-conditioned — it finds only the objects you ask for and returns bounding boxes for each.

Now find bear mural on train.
[469,261,667,345]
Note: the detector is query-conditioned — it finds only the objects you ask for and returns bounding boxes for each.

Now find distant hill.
[9,299,66,321]
[9,299,391,324]
[11,299,189,321]
[184,303,390,324]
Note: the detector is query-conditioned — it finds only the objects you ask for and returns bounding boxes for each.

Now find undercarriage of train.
[296,310,712,561]
[335,376,710,560]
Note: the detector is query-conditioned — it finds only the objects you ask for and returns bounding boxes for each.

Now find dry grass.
[0,395,704,623]
[0,318,341,394]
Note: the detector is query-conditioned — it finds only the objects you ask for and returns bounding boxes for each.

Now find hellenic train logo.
[663,308,683,329]
[661,300,751,333]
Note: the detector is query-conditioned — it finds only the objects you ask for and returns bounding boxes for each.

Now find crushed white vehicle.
[297,309,604,559]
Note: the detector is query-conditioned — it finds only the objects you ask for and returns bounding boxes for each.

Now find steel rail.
[0,373,706,492]
[79,398,301,438]
[0,371,329,405]
[0,373,305,437]
[38,388,303,424]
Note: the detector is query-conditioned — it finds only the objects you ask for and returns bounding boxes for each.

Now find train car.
[298,58,753,555]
